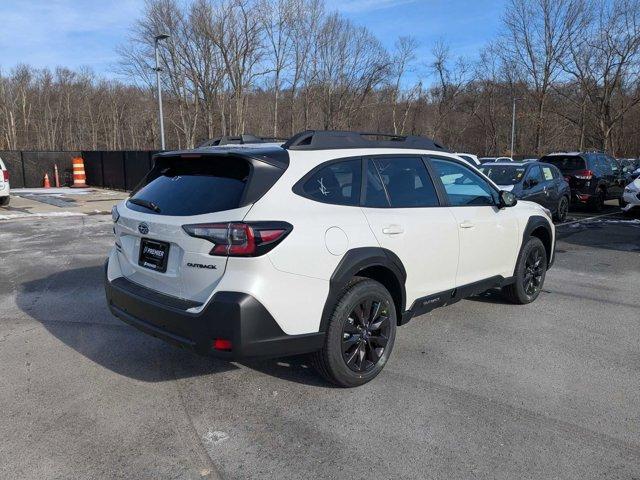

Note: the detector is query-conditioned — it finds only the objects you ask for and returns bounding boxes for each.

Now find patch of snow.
[0,211,86,221]
[202,430,229,446]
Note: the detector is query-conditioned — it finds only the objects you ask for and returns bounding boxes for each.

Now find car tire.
[619,197,628,208]
[593,190,605,212]
[0,196,9,207]
[554,196,569,223]
[502,237,547,305]
[312,278,397,388]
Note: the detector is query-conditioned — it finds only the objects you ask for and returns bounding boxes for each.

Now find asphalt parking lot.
[1,206,639,479]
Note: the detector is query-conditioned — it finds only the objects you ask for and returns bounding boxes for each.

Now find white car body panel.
[0,158,9,199]
[362,205,459,305]
[448,205,520,285]
[622,178,640,211]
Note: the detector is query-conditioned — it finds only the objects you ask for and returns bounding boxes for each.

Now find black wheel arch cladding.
[520,215,554,272]
[320,247,407,332]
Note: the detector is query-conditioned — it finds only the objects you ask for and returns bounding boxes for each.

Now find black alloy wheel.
[502,236,547,304]
[523,246,545,296]
[341,298,391,372]
[555,196,568,222]
[312,278,397,387]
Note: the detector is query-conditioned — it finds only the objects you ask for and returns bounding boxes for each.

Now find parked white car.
[105,130,555,387]
[622,177,640,213]
[0,157,10,206]
[454,153,481,166]
[480,156,513,164]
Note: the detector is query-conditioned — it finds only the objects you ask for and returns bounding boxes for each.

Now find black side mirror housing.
[499,190,518,208]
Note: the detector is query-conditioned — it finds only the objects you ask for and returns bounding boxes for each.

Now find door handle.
[459,221,475,229]
[382,225,404,235]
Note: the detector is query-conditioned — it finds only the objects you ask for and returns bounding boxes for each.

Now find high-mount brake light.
[574,169,594,180]
[182,222,292,257]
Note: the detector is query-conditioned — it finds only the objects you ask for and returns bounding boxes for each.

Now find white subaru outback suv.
[105,131,555,387]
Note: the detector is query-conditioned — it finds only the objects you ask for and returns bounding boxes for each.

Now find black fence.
[82,151,158,191]
[0,150,157,190]
[0,151,80,188]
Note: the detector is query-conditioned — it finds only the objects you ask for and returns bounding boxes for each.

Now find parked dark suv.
[479,162,570,222]
[539,152,625,211]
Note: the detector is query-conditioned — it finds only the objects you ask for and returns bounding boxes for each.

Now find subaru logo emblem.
[138,223,149,235]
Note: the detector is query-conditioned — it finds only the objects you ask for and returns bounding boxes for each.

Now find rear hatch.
[113,148,287,303]
[541,155,588,190]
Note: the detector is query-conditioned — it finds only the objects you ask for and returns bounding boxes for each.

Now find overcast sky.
[0,0,506,80]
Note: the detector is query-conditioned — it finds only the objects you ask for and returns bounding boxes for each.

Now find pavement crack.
[167,358,224,480]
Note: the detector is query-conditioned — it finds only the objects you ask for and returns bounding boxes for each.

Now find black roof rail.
[283,130,447,151]
[197,134,286,148]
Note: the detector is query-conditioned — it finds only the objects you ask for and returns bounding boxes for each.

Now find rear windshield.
[541,155,585,172]
[479,165,526,185]
[128,156,250,216]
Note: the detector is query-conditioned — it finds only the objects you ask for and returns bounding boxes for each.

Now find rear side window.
[299,159,361,206]
[541,166,554,181]
[542,155,585,172]
[128,157,250,216]
[364,157,439,208]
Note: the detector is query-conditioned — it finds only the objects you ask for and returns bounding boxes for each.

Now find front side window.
[431,158,496,206]
[526,165,544,184]
[300,159,361,206]
[364,157,439,208]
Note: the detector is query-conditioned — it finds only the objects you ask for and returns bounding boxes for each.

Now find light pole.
[154,33,170,150]
[510,97,518,159]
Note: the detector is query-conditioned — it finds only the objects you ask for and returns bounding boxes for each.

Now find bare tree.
[501,0,585,154]
[563,0,640,152]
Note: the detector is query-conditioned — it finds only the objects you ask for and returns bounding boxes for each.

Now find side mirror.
[499,190,518,208]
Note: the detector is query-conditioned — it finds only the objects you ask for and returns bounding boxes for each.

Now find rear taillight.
[2,170,8,182]
[182,221,292,257]
[574,170,594,180]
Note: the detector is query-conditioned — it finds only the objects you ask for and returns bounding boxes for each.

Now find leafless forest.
[2,0,640,156]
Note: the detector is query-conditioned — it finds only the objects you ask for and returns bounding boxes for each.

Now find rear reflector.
[182,221,292,257]
[213,338,233,351]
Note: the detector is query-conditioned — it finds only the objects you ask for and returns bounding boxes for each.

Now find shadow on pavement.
[556,218,640,252]
[15,265,330,386]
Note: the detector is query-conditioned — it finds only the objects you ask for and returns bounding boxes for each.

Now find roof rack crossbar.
[283,130,446,151]
[197,134,286,148]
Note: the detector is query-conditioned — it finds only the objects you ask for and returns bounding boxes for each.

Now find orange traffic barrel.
[71,156,87,188]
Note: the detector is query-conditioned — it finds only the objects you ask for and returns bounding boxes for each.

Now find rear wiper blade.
[129,198,161,213]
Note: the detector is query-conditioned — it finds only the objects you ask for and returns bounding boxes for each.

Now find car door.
[429,157,520,286]
[539,164,559,210]
[607,157,624,198]
[521,165,548,208]
[360,156,459,305]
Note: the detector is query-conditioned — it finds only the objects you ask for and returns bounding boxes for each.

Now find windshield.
[479,165,526,185]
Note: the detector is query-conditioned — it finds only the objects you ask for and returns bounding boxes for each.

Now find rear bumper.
[570,190,594,204]
[104,260,324,359]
